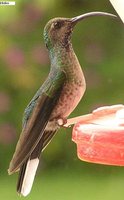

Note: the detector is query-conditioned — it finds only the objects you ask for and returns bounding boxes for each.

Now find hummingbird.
[8,11,117,196]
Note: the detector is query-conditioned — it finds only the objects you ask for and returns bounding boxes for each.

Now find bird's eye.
[54,21,62,29]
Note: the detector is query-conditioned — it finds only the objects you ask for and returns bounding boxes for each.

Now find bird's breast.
[50,80,85,119]
[50,48,86,120]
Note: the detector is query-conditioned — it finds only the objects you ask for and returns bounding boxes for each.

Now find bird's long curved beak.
[70,11,117,25]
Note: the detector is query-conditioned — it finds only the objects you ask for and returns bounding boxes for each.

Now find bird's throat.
[49,43,84,84]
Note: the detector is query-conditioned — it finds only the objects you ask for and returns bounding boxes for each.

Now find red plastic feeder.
[72,105,124,166]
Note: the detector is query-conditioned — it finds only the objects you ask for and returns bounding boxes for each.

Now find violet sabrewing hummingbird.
[8,11,117,196]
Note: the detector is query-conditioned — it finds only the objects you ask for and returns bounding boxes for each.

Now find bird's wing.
[8,70,66,174]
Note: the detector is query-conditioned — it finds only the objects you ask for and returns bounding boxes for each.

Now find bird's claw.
[57,118,67,127]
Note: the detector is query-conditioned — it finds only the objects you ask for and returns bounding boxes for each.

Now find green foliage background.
[0,0,124,199]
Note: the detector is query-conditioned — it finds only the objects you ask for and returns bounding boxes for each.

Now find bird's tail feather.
[17,137,44,196]
[17,129,58,196]
[17,157,39,196]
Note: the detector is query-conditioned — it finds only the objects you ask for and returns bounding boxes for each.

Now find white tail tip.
[21,158,39,196]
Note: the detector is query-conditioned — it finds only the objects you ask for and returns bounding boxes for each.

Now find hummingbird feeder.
[71,104,124,166]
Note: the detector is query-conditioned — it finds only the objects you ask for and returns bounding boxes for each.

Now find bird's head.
[43,12,117,50]
[43,17,72,50]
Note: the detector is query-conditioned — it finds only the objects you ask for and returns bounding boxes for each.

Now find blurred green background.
[0,0,124,199]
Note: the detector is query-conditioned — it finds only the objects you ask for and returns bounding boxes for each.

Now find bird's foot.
[57,118,67,127]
